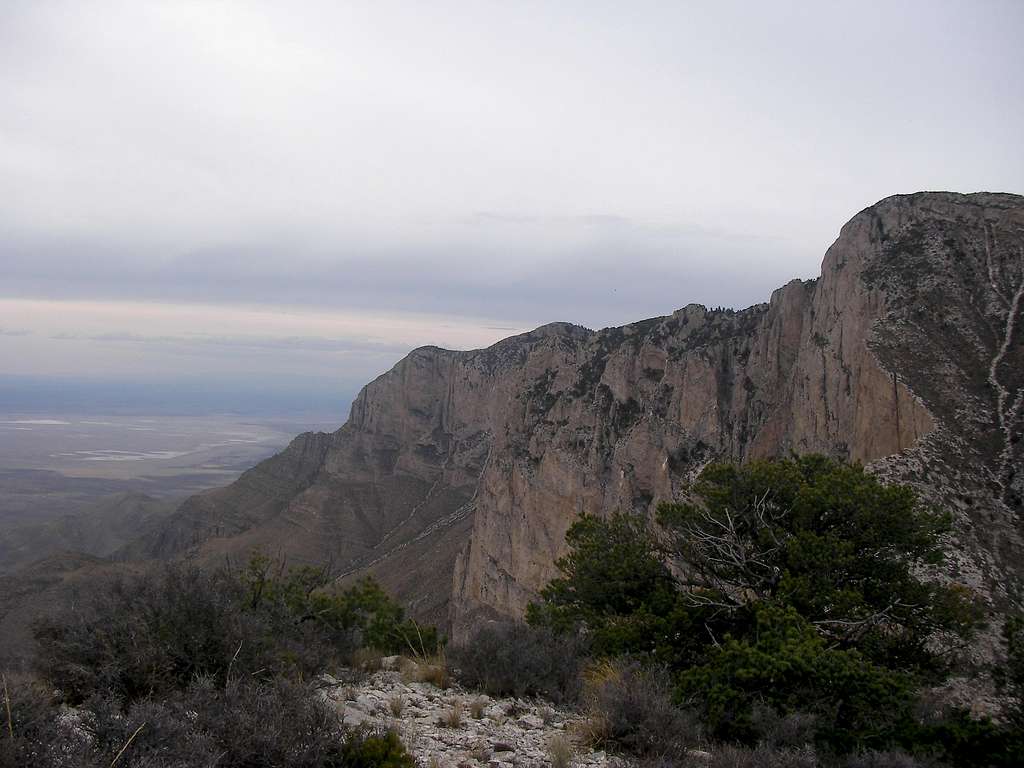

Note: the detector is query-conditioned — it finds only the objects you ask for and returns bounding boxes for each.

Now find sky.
[2,0,1022,419]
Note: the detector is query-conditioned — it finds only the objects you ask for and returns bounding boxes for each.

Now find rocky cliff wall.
[137,192,1024,636]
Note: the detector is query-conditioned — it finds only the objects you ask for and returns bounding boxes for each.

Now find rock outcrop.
[320,666,614,768]
[136,192,1024,636]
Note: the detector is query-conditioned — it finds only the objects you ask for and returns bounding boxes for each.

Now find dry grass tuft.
[403,650,449,689]
[581,659,621,702]
[469,696,488,719]
[546,733,574,768]
[388,694,406,717]
[440,699,464,729]
[488,710,507,727]
[421,659,450,689]
[350,647,385,672]
[394,625,450,690]
[570,713,609,750]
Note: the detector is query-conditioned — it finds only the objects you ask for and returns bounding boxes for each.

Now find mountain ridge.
[126,191,1024,638]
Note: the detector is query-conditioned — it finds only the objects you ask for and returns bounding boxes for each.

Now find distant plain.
[0,410,338,528]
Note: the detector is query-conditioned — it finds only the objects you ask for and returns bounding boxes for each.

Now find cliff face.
[137,192,1024,633]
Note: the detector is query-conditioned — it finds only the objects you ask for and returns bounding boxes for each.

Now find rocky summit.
[132,192,1024,639]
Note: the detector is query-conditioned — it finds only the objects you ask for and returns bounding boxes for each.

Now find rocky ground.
[320,659,619,768]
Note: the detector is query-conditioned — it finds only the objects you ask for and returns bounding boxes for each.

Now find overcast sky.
[2,0,1022,417]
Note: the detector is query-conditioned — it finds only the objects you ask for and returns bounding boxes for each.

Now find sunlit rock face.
[138,192,1024,638]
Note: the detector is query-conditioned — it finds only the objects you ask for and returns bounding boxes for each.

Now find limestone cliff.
[135,192,1024,635]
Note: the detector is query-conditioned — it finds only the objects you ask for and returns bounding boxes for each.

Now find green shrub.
[13,556,429,766]
[525,512,696,666]
[527,512,678,630]
[31,562,335,704]
[527,456,997,759]
[32,557,438,707]
[35,564,274,703]
[678,605,915,752]
[339,727,416,768]
[897,707,1024,768]
[657,456,981,676]
[243,555,439,656]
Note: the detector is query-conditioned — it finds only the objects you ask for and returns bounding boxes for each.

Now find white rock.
[517,714,545,730]
[322,666,624,768]
[343,706,372,726]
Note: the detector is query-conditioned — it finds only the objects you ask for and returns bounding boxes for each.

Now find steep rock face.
[137,192,1024,635]
[451,191,1023,632]
[129,326,592,624]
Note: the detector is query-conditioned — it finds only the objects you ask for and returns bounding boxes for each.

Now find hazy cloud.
[0,299,527,400]
[1,0,1021,406]
[52,331,413,356]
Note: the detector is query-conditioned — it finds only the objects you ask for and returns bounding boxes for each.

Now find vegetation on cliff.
[523,456,1022,766]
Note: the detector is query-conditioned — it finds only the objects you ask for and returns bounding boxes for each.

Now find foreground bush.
[1,674,415,768]
[15,557,433,766]
[0,675,71,768]
[678,605,917,752]
[32,558,433,706]
[448,621,587,703]
[32,563,330,703]
[241,555,440,656]
[581,661,701,759]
